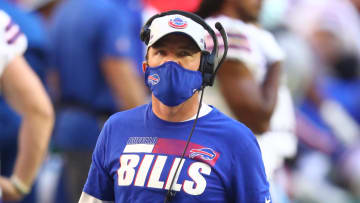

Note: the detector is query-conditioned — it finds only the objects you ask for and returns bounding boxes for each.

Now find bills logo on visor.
[169,17,187,29]
[148,74,160,85]
[189,148,216,161]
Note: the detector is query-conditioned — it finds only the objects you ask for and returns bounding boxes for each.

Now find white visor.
[147,14,207,51]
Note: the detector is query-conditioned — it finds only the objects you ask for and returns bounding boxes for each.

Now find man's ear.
[142,61,147,73]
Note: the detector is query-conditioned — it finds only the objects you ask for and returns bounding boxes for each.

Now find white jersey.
[0,10,27,78]
[205,15,297,179]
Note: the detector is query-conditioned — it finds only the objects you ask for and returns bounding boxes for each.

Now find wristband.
[9,176,30,196]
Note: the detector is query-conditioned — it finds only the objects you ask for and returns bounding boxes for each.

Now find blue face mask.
[145,61,203,106]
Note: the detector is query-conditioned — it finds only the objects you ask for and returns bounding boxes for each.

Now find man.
[49,0,147,201]
[0,10,54,201]
[196,0,296,202]
[79,11,270,203]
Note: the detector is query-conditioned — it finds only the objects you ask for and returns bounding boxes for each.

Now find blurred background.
[1,0,360,202]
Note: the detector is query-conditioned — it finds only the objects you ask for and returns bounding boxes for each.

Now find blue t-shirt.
[49,0,140,112]
[83,103,271,202]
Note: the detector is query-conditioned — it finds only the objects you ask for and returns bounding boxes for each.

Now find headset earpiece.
[200,51,214,86]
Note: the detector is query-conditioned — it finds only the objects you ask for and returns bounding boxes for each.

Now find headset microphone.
[213,22,228,79]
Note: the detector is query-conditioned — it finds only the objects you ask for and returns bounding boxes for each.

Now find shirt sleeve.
[253,26,285,64]
[83,118,115,201]
[205,18,257,72]
[230,128,272,203]
[0,10,27,77]
[98,6,135,60]
[223,28,253,63]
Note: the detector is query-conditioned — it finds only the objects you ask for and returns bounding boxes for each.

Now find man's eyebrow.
[178,45,197,50]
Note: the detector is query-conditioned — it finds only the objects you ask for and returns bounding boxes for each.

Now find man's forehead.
[152,33,200,50]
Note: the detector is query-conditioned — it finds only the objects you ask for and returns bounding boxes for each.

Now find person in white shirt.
[197,0,297,202]
[0,10,54,202]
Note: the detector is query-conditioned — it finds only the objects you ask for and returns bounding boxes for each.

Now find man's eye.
[155,50,166,55]
[179,51,191,57]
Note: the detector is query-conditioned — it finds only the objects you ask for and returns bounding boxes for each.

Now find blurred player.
[197,0,297,202]
[48,0,148,201]
[79,10,270,203]
[0,1,55,202]
[0,10,54,202]
[284,1,360,201]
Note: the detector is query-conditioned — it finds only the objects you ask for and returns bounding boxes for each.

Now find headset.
[140,10,228,203]
[140,10,228,87]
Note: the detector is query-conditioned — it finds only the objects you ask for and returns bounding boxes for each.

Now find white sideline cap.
[147,14,207,51]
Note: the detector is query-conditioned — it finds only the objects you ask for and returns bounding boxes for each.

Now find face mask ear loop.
[164,85,206,203]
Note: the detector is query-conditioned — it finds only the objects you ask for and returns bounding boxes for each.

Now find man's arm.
[0,55,54,201]
[217,60,281,134]
[99,5,147,111]
[79,192,114,203]
[102,57,147,110]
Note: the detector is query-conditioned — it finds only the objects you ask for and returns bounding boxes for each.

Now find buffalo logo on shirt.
[168,17,187,29]
[148,74,160,85]
[189,148,216,161]
[116,137,220,196]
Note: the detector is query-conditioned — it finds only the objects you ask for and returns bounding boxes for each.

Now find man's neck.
[220,6,255,23]
[221,7,242,21]
[151,93,200,122]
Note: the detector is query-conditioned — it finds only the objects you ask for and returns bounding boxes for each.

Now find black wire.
[164,86,206,203]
